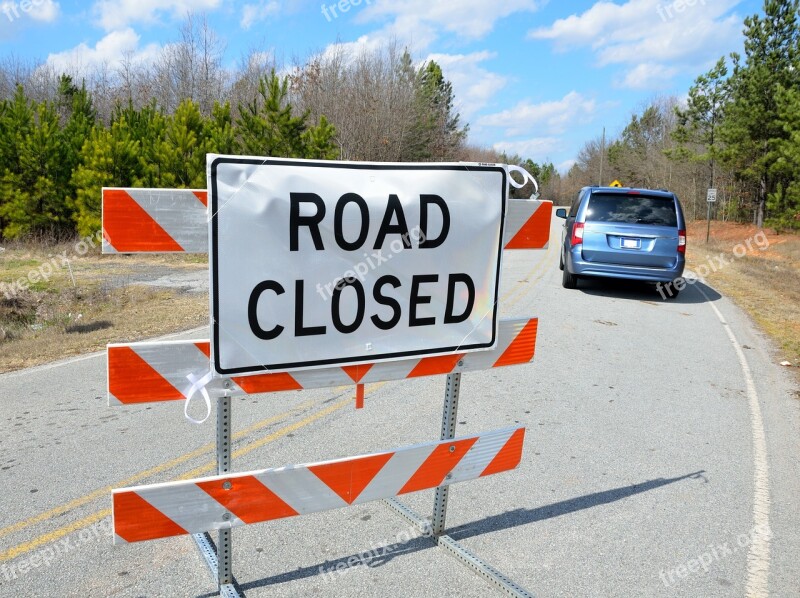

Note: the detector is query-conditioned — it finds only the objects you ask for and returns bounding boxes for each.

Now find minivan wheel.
[562,267,578,289]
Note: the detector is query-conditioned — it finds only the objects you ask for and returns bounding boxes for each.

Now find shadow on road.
[447,470,707,542]
[576,277,721,304]
[219,470,705,595]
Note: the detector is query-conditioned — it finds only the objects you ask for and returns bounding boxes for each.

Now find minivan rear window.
[585,194,677,226]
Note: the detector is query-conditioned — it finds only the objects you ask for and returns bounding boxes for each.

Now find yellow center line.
[0,510,113,562]
[0,399,317,542]
[0,386,383,562]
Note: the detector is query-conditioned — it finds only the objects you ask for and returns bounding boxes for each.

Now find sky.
[0,0,762,173]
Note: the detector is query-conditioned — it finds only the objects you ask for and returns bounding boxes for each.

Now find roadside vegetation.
[0,244,207,372]
[686,221,800,369]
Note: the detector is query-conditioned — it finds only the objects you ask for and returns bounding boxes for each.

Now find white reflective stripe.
[102,239,118,254]
[463,319,524,370]
[448,428,517,480]
[291,368,354,389]
[258,467,349,515]
[355,445,435,504]
[137,484,240,534]
[124,188,207,253]
[361,358,423,384]
[131,341,209,397]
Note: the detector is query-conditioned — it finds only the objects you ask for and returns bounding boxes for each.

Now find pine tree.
[71,118,141,237]
[672,58,729,191]
[0,86,34,236]
[0,97,70,238]
[206,101,237,155]
[721,0,800,226]
[237,70,337,159]
[407,61,468,161]
[158,99,209,188]
[767,84,800,230]
[114,101,168,188]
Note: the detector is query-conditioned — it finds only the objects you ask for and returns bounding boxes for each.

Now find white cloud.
[529,0,742,89]
[493,137,562,160]
[479,91,597,137]
[93,0,221,31]
[360,0,542,40]
[46,28,161,75]
[621,62,679,89]
[424,51,508,120]
[319,0,542,56]
[241,1,280,30]
[29,0,59,22]
[318,34,399,64]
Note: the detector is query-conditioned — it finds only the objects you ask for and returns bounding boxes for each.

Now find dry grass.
[0,242,208,373]
[686,220,800,370]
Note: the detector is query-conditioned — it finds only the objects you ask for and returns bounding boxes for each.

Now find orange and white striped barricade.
[113,427,524,543]
[102,159,550,598]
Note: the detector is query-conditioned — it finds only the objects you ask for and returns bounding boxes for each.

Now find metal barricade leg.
[432,372,461,536]
[217,394,234,591]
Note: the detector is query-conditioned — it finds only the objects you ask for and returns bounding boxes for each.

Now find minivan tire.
[562,267,578,289]
[559,251,564,271]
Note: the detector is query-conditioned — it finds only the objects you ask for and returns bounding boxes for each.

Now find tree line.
[549,0,800,232]
[0,16,492,241]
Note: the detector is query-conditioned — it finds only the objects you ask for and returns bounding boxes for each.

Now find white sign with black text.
[208,156,507,375]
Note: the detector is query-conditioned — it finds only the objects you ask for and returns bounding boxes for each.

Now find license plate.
[621,238,641,249]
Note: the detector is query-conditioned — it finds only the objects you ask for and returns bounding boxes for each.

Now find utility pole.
[598,127,605,186]
[706,157,715,243]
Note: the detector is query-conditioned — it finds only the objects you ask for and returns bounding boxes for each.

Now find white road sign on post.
[707,188,717,202]
[208,156,507,375]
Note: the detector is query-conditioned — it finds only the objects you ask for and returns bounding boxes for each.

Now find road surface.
[1,215,798,597]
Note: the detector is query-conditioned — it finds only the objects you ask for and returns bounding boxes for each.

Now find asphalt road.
[1,214,798,597]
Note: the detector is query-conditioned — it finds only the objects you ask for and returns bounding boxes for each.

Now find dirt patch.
[0,243,208,373]
[686,220,800,372]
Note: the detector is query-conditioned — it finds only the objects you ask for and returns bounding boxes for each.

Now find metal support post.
[217,392,234,591]
[432,372,461,536]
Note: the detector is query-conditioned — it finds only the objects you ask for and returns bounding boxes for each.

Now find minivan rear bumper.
[567,249,685,282]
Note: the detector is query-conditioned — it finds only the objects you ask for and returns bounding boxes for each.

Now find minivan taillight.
[678,229,686,254]
[571,223,585,246]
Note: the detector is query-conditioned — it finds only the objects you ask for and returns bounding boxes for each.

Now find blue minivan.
[556,186,686,297]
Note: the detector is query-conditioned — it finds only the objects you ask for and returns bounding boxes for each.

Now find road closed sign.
[208,156,507,375]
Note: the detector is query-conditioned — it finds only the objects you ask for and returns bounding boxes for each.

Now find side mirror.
[555,208,567,219]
